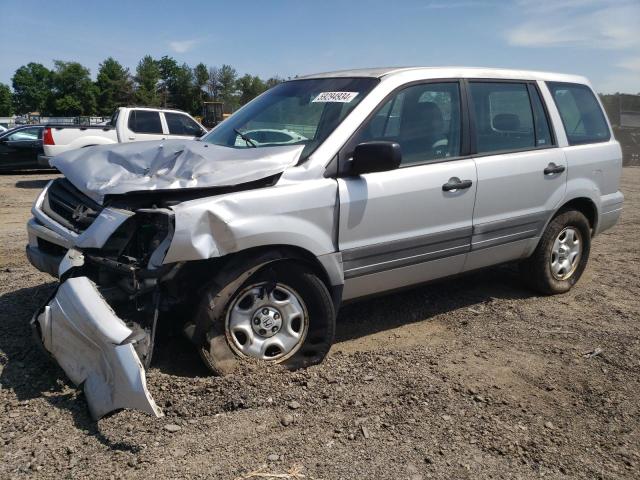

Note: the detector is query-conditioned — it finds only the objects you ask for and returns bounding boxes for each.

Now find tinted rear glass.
[547,82,610,145]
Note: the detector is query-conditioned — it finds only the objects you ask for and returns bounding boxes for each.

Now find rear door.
[163,112,205,140]
[125,110,166,142]
[464,80,567,271]
[337,81,477,300]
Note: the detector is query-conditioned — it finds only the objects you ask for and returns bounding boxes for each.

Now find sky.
[0,0,638,93]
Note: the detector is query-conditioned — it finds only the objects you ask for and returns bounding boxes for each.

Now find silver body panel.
[33,276,162,420]
[338,159,477,298]
[51,139,303,203]
[164,178,338,263]
[25,67,624,418]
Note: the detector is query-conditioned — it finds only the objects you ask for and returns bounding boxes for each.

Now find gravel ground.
[1,169,639,480]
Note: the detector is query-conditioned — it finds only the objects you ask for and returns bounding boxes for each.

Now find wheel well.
[170,245,342,342]
[557,198,597,231]
[174,245,338,305]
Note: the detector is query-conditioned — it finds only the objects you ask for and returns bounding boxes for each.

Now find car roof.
[297,66,590,85]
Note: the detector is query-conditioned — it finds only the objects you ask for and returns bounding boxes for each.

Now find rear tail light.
[43,127,55,145]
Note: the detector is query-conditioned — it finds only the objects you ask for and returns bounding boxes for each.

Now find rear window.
[469,82,536,154]
[128,110,163,134]
[547,82,610,145]
[109,110,119,127]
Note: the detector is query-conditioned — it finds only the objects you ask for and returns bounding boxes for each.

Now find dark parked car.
[0,125,48,171]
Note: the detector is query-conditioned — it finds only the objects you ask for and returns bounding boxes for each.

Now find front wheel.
[520,210,591,295]
[196,262,335,375]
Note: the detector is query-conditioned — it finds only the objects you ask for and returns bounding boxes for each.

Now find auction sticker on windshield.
[312,92,359,103]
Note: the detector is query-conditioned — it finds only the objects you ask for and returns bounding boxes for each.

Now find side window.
[165,112,202,136]
[109,110,119,127]
[7,127,40,141]
[469,82,536,154]
[353,82,462,166]
[128,110,163,134]
[547,82,610,145]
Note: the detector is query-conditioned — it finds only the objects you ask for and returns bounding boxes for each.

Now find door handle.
[128,136,136,140]
[442,178,473,192]
[544,163,565,175]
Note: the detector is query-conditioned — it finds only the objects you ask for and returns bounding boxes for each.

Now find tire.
[196,261,335,375]
[520,210,591,295]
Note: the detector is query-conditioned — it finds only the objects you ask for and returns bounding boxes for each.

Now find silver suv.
[27,67,623,418]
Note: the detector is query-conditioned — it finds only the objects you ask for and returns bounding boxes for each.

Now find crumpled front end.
[33,276,162,419]
[26,180,177,419]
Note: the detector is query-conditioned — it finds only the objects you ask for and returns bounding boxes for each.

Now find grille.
[42,178,102,233]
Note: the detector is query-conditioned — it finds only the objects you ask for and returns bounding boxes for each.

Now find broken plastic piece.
[33,276,162,419]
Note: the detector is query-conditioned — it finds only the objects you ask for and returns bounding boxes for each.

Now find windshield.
[201,77,378,159]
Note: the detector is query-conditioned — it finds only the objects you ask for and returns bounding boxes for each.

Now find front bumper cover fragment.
[32,276,162,419]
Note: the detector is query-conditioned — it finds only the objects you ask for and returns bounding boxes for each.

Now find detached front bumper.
[32,276,162,419]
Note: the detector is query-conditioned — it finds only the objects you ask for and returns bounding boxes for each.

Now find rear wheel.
[196,262,335,375]
[520,210,591,295]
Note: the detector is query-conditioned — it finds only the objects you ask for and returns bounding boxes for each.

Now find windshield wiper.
[234,128,257,148]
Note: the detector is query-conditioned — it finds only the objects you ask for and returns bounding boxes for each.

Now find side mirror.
[346,141,401,176]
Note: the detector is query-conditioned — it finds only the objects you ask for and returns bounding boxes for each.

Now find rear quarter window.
[547,82,610,145]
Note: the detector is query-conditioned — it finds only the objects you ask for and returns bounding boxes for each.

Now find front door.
[464,80,567,271]
[163,112,205,140]
[337,81,477,300]
[0,127,42,170]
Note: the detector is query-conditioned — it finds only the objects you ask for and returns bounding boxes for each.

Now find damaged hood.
[51,140,304,203]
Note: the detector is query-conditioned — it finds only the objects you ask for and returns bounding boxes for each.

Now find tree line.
[0,56,285,117]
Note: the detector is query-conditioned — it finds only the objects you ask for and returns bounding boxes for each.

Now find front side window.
[165,112,202,136]
[469,82,536,154]
[351,82,462,166]
[128,110,163,134]
[7,127,40,141]
[202,77,378,159]
[547,82,610,145]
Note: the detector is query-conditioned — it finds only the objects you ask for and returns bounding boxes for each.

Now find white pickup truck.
[39,107,206,165]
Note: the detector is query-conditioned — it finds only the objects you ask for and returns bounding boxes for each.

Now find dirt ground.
[0,169,638,480]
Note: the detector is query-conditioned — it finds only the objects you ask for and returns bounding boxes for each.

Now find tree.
[135,55,161,106]
[50,60,97,115]
[0,83,13,116]
[236,74,267,105]
[171,63,198,113]
[265,76,284,89]
[96,57,134,116]
[157,56,179,107]
[193,62,209,105]
[11,63,52,114]
[207,66,221,100]
[217,64,238,112]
